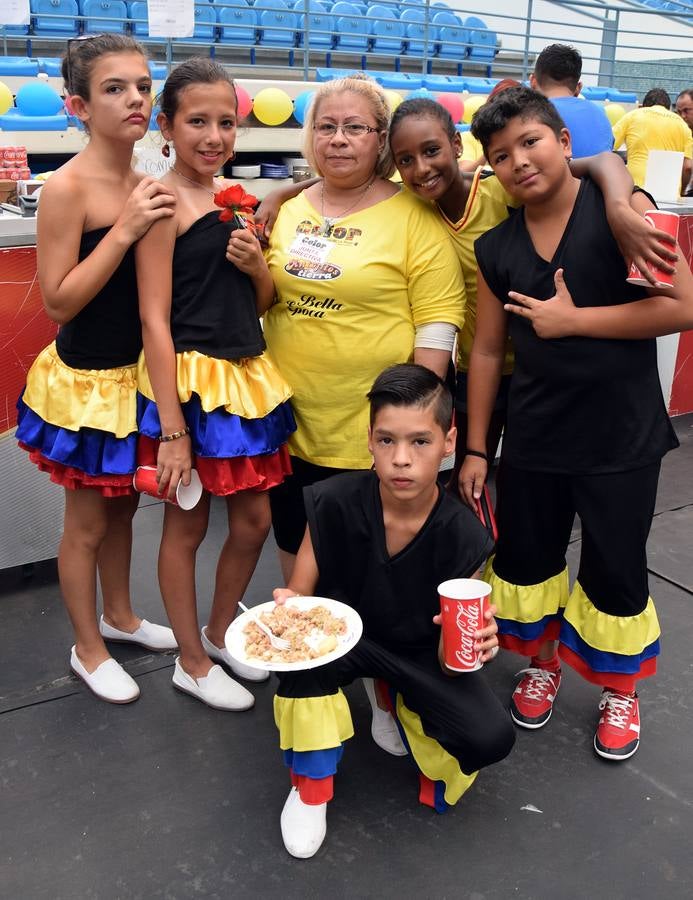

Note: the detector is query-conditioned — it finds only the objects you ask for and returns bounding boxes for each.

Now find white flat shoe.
[363,678,408,756]
[280,787,327,859]
[172,658,254,711]
[70,646,140,704]
[201,625,269,683]
[99,615,178,651]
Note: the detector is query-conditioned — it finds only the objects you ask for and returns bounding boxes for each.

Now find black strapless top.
[55,227,141,370]
[170,211,265,360]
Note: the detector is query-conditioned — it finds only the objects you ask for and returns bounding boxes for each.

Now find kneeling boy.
[273,364,515,858]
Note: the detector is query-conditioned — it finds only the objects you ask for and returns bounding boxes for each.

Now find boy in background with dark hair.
[462,87,693,765]
[530,43,613,158]
[273,363,514,858]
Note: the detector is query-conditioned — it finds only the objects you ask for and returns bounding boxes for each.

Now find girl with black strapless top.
[15,35,177,704]
[136,59,295,712]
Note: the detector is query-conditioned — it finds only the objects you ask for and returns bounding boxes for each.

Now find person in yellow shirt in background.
[675,89,693,195]
[612,88,693,193]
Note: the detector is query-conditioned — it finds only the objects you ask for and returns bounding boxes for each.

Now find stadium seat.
[81,0,129,34]
[218,1,258,50]
[33,0,80,37]
[256,0,298,50]
[293,0,334,49]
[433,12,468,65]
[367,5,404,54]
[581,86,608,101]
[373,71,422,88]
[0,57,39,76]
[331,2,369,53]
[0,108,68,130]
[606,88,638,103]
[400,7,426,56]
[464,15,497,72]
[37,57,64,75]
[173,3,217,42]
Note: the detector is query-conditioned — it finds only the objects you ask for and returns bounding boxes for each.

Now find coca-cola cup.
[438,578,492,672]
[132,465,203,510]
[627,210,679,288]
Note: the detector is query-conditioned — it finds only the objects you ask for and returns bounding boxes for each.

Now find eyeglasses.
[65,34,102,94]
[313,122,380,138]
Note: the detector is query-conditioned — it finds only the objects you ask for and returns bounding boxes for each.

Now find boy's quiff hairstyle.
[471,86,566,157]
[642,88,671,110]
[159,57,237,121]
[389,97,456,144]
[302,73,395,178]
[62,34,147,99]
[534,43,582,93]
[368,364,453,432]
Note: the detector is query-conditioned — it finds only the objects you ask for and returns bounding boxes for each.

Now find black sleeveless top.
[475,177,678,474]
[55,227,141,370]
[171,211,265,360]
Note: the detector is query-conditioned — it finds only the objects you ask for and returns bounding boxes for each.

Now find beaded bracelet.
[159,427,190,443]
[465,448,488,462]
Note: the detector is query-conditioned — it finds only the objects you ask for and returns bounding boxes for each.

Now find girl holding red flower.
[136,58,295,711]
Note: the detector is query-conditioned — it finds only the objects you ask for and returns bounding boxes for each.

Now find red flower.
[214,184,258,225]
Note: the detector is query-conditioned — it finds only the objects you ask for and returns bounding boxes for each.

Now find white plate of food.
[224,596,363,672]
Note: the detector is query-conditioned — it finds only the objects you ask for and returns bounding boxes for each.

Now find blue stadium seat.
[331,2,369,53]
[0,57,39,76]
[293,0,334,49]
[433,12,468,64]
[581,86,608,101]
[0,108,68,130]
[373,71,422,88]
[606,88,638,103]
[463,76,496,93]
[81,0,129,34]
[464,15,497,69]
[256,0,298,50]
[400,7,426,56]
[218,1,258,49]
[423,74,463,92]
[37,57,64,75]
[33,0,80,37]
[368,5,404,54]
[173,3,217,42]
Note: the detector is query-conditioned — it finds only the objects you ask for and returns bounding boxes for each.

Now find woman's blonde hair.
[302,74,395,179]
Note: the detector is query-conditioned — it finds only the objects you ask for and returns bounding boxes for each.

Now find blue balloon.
[16,80,64,117]
[293,90,315,126]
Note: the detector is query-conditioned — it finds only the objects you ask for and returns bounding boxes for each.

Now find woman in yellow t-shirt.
[387,96,678,496]
[264,75,465,575]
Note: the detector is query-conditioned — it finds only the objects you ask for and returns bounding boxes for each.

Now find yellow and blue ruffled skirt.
[137,350,296,495]
[16,342,138,496]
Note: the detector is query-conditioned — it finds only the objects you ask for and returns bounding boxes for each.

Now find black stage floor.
[2,418,693,900]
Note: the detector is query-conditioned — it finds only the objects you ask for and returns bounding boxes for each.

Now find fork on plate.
[238,601,290,651]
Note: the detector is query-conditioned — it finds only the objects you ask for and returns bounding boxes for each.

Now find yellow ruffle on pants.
[21,342,137,438]
[137,349,293,418]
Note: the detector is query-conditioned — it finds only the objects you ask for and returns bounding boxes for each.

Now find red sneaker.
[510,667,561,729]
[594,690,640,761]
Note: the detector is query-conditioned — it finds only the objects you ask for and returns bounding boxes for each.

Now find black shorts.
[270,456,352,554]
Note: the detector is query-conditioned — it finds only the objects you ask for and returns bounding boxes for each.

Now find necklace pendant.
[320,218,334,237]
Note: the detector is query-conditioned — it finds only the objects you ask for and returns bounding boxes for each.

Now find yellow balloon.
[604,102,626,126]
[384,89,403,113]
[0,81,13,116]
[252,87,293,126]
[462,95,486,125]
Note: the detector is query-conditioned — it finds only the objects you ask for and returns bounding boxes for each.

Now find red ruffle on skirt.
[137,437,292,497]
[21,445,135,497]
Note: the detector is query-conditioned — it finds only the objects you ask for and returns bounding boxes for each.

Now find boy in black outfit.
[273,364,514,858]
[461,87,693,764]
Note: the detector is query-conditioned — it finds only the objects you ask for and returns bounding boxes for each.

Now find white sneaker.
[280,787,327,859]
[70,646,140,704]
[172,658,254,711]
[99,615,178,651]
[201,625,269,683]
[363,678,408,756]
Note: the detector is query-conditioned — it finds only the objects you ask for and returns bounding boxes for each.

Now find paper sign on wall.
[146,0,194,38]
[0,0,31,26]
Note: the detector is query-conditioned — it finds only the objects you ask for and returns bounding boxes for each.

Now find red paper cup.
[132,465,203,510]
[627,210,679,288]
[438,578,492,672]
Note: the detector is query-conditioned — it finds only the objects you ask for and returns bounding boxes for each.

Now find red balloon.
[436,93,464,124]
[235,84,253,120]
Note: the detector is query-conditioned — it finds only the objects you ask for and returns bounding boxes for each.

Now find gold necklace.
[171,166,217,197]
[319,178,375,236]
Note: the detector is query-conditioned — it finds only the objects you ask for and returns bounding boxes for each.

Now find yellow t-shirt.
[264,189,465,468]
[612,105,693,187]
[438,168,516,374]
